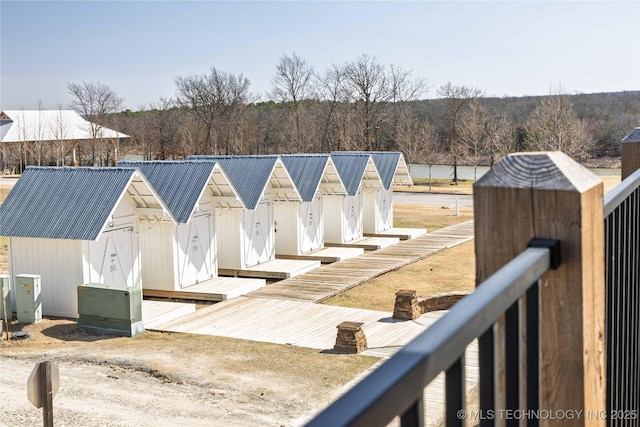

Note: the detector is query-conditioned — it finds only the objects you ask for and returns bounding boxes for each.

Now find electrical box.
[77,283,144,337]
[15,274,42,324]
[0,275,10,322]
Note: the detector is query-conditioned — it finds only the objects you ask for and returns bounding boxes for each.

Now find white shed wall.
[8,237,83,318]
[343,193,363,242]
[322,195,344,244]
[216,208,242,270]
[176,212,215,287]
[299,194,323,254]
[363,188,394,233]
[138,221,177,291]
[274,202,299,255]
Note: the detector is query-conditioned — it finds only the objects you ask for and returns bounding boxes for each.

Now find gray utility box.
[15,274,42,324]
[0,275,11,322]
[77,283,144,337]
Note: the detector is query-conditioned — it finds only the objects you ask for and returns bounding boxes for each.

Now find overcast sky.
[1,1,639,111]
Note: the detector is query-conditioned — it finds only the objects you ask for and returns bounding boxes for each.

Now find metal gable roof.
[0,167,162,240]
[622,128,640,143]
[119,161,224,223]
[330,153,382,196]
[280,154,332,202]
[188,155,299,209]
[370,152,401,190]
[0,110,129,142]
[341,151,413,189]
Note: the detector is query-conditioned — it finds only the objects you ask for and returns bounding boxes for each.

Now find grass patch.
[396,178,474,195]
[394,203,473,232]
[323,240,476,312]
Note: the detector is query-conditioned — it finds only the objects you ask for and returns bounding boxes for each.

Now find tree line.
[6,53,640,172]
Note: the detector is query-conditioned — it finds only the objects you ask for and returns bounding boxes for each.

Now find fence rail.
[604,168,640,427]
[307,240,560,427]
[308,152,610,427]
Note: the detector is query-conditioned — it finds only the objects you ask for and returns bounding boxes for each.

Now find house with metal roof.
[0,166,173,318]
[0,110,129,170]
[118,161,264,298]
[274,154,363,262]
[324,153,397,248]
[188,155,320,278]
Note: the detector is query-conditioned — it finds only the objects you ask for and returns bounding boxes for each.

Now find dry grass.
[394,203,473,232]
[395,178,474,195]
[323,240,475,311]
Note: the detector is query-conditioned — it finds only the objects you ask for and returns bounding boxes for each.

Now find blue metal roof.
[369,152,401,190]
[119,161,217,223]
[622,128,640,143]
[0,167,137,240]
[188,155,278,209]
[280,154,330,202]
[330,153,372,196]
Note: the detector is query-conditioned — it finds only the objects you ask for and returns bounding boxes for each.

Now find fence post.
[621,127,640,180]
[474,152,605,426]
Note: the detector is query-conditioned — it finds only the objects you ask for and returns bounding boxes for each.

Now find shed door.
[343,194,362,242]
[299,195,323,254]
[90,226,135,286]
[243,202,273,267]
[377,189,393,232]
[179,213,213,288]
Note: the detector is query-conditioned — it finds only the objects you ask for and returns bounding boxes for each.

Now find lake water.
[408,164,621,180]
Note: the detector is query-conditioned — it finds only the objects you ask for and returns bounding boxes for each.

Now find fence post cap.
[474,152,601,193]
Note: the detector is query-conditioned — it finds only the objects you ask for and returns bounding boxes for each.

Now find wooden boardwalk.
[249,220,474,302]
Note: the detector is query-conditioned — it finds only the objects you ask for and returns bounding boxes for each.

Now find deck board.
[276,246,364,263]
[364,227,427,240]
[143,277,266,302]
[218,259,321,279]
[250,220,474,302]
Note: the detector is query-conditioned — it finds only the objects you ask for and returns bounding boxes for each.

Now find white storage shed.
[0,167,173,318]
[359,151,413,234]
[276,154,346,256]
[118,161,242,291]
[325,153,383,244]
[189,156,300,270]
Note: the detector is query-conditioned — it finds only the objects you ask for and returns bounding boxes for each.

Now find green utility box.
[0,275,11,322]
[77,283,144,337]
[15,274,42,324]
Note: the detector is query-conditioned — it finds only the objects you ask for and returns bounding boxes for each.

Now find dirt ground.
[0,318,376,427]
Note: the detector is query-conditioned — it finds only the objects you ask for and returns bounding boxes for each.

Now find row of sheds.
[0,152,412,318]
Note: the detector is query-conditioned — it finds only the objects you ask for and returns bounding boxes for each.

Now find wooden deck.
[142,300,196,329]
[149,295,445,352]
[364,227,427,240]
[325,236,400,250]
[276,246,364,263]
[218,258,321,279]
[249,220,474,302]
[143,276,266,302]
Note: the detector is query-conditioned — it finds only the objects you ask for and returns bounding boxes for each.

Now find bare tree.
[271,53,316,152]
[50,104,71,166]
[343,54,394,150]
[315,64,348,151]
[397,116,441,191]
[175,67,251,155]
[67,81,124,165]
[458,99,489,180]
[438,82,483,182]
[485,113,515,167]
[524,95,592,159]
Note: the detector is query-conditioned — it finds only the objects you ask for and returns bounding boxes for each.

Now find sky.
[1,1,639,111]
